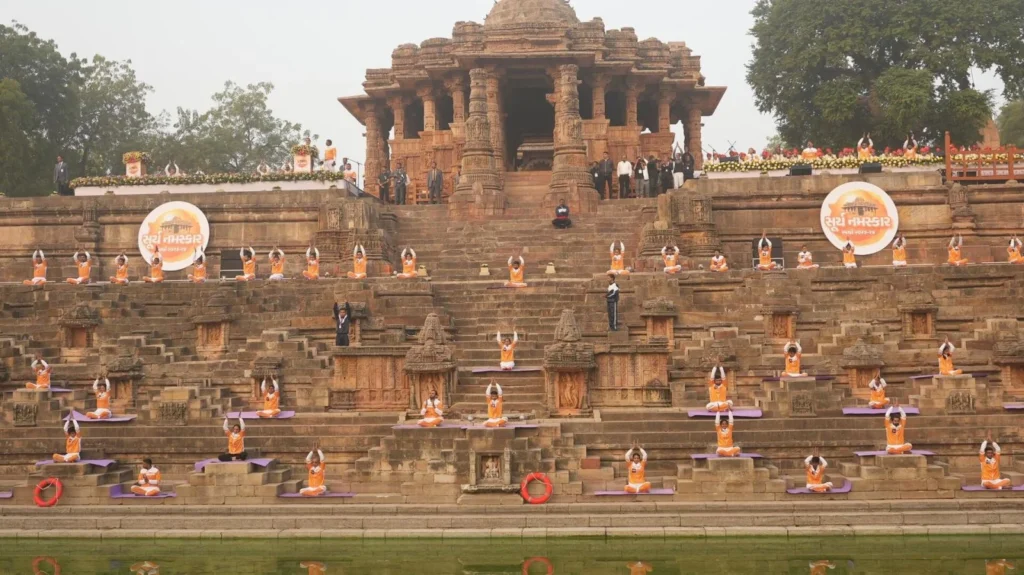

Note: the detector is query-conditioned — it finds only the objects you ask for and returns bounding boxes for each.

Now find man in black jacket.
[553,199,571,229]
[606,275,620,331]
[333,301,352,346]
[596,152,614,200]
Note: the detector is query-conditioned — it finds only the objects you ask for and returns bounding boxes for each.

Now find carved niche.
[640,297,678,346]
[191,291,233,358]
[791,393,815,417]
[403,313,457,412]
[898,288,937,340]
[105,350,144,411]
[251,356,283,400]
[946,391,976,415]
[992,328,1024,391]
[14,403,38,427]
[59,304,99,349]
[839,338,885,391]
[544,309,595,416]
[761,302,799,341]
[159,401,189,426]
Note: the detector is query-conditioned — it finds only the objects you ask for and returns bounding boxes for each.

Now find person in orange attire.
[627,561,654,575]
[947,234,968,266]
[268,248,286,281]
[892,234,908,267]
[300,561,327,575]
[24,250,47,285]
[715,410,741,457]
[885,403,912,454]
[939,338,963,376]
[86,377,112,419]
[53,419,81,463]
[710,250,729,272]
[624,442,651,493]
[756,233,777,270]
[797,246,820,269]
[985,559,1015,575]
[809,560,837,575]
[256,378,281,418]
[868,371,890,409]
[188,249,207,283]
[706,364,732,413]
[323,139,337,171]
[417,389,444,427]
[1008,237,1023,265]
[804,450,833,492]
[497,330,518,370]
[857,134,874,160]
[980,433,1012,490]
[842,238,857,269]
[131,458,162,496]
[143,247,164,283]
[783,341,806,378]
[218,416,247,461]
[303,246,321,280]
[662,246,682,274]
[26,356,52,390]
[501,255,526,288]
[236,247,257,281]
[66,250,92,285]
[484,381,507,428]
[345,245,366,279]
[801,141,820,161]
[300,443,327,496]
[608,241,630,275]
[903,132,918,160]
[396,248,418,279]
[109,253,130,285]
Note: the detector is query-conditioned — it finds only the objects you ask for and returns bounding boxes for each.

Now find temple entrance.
[504,76,555,172]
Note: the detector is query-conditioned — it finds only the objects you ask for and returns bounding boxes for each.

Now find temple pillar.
[417,85,436,132]
[658,87,676,133]
[544,310,595,417]
[626,78,641,128]
[687,106,703,169]
[363,101,383,198]
[449,68,505,218]
[591,73,609,120]
[388,95,407,141]
[485,69,506,172]
[546,64,599,213]
[446,76,467,125]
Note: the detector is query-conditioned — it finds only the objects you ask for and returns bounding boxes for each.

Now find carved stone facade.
[993,328,1024,391]
[898,288,938,340]
[449,68,505,218]
[403,313,457,413]
[192,291,232,359]
[340,0,724,203]
[947,183,976,229]
[840,338,885,391]
[543,309,595,416]
[640,297,678,346]
[592,340,671,409]
[58,304,99,349]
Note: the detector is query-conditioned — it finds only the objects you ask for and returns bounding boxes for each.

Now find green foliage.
[747,0,1023,149]
[0,79,36,196]
[997,100,1024,148]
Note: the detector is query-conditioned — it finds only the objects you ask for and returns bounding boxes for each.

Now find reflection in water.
[1,538,1022,574]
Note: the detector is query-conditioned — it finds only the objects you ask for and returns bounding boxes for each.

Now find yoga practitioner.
[868,371,890,409]
[219,416,248,461]
[662,246,682,274]
[143,247,164,283]
[484,381,507,428]
[947,234,968,266]
[131,458,162,496]
[609,241,630,275]
[506,256,527,288]
[842,238,857,269]
[715,410,741,457]
[53,419,81,463]
[756,233,777,270]
[885,403,912,454]
[303,246,321,280]
[797,245,820,269]
[939,337,963,376]
[26,356,52,390]
[188,249,207,283]
[418,389,444,428]
[980,432,1011,490]
[256,378,281,418]
[706,363,732,413]
[110,253,130,284]
[804,449,833,492]
[624,442,651,493]
[236,247,257,281]
[710,250,729,272]
[86,377,112,419]
[300,443,327,496]
[268,248,286,281]
[396,248,417,279]
[66,250,92,285]
[783,341,806,378]
[497,331,518,371]
[347,245,367,279]
[24,250,47,285]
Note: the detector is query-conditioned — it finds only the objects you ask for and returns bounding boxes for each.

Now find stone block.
[877,455,927,469]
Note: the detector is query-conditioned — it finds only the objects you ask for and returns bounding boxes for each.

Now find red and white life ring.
[520,472,553,505]
[33,477,63,508]
[522,556,554,575]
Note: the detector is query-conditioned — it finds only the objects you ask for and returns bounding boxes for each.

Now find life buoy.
[520,472,552,505]
[33,478,63,508]
[522,557,554,575]
[32,556,60,575]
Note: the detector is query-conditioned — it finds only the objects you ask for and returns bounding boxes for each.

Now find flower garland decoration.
[122,152,152,165]
[70,171,348,190]
[290,144,320,159]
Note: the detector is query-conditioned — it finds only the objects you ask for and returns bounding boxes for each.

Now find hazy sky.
[3,0,1005,165]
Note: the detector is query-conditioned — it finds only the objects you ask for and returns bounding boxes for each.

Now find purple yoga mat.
[1004,404,1024,411]
[761,376,834,382]
[224,411,296,420]
[687,409,763,418]
[65,409,137,423]
[691,453,762,460]
[194,458,273,473]
[842,407,920,416]
[471,367,543,374]
[48,387,72,393]
[109,484,176,499]
[36,459,115,468]
[961,484,1024,492]
[594,488,674,496]
[910,373,988,380]
[278,491,355,498]
[393,422,467,430]
[854,450,934,457]
[787,482,853,495]
[0,492,12,499]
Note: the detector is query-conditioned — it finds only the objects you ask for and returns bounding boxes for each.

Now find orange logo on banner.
[820,182,900,255]
[137,202,210,272]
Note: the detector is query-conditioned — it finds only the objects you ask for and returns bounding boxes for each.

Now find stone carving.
[947,183,976,227]
[404,313,456,411]
[898,288,937,338]
[642,378,671,406]
[159,402,188,426]
[791,393,815,416]
[679,193,720,257]
[450,68,504,215]
[482,455,502,482]
[557,372,583,410]
[641,297,678,317]
[328,389,356,412]
[75,202,102,243]
[13,403,38,427]
[545,309,595,415]
[252,356,283,380]
[946,391,976,414]
[552,309,581,343]
[840,339,885,369]
[993,331,1024,366]
[59,304,100,328]
[549,64,597,198]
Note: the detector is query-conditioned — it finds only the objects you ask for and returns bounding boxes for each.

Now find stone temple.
[3,0,1024,539]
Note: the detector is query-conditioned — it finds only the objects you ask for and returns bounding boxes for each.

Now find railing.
[945,131,1020,183]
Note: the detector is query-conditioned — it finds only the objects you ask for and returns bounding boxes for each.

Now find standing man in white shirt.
[616,156,633,199]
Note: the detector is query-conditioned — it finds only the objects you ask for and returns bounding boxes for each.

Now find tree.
[746,0,1023,149]
[0,22,84,195]
[0,79,36,196]
[997,100,1024,148]
[70,56,156,177]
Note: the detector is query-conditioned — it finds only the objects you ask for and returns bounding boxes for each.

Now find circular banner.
[137,201,210,271]
[820,182,899,255]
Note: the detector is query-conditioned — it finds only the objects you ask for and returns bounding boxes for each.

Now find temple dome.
[485,0,580,28]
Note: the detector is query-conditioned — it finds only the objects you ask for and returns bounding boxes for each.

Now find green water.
[2,537,1020,574]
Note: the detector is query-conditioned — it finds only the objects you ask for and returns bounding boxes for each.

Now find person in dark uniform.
[553,199,571,229]
[333,301,352,347]
[392,162,408,205]
[596,152,614,200]
[377,170,391,204]
[606,275,620,331]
